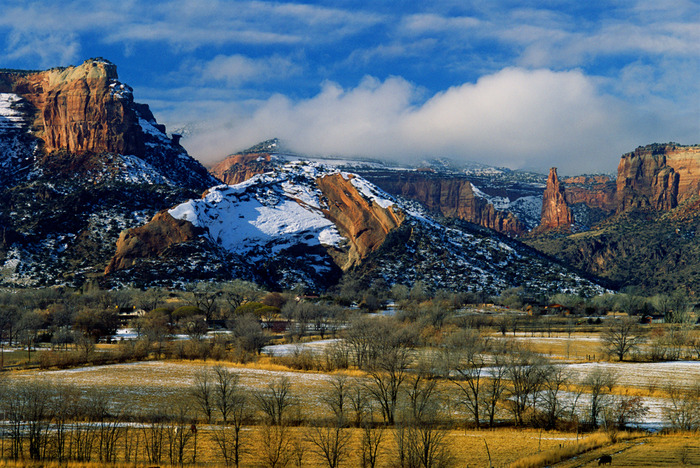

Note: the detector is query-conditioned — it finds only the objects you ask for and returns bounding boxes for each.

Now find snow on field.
[7,358,696,428]
[563,361,699,390]
[262,339,340,357]
[8,361,337,403]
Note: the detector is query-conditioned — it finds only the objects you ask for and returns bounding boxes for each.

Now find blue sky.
[1,0,698,174]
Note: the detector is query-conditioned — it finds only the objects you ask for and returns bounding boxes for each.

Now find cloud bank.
[182,68,670,175]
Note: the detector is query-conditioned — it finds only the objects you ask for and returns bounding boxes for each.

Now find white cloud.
[178,68,671,175]
[190,54,301,86]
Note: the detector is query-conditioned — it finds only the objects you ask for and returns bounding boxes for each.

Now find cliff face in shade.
[316,173,405,270]
[369,173,526,236]
[616,144,700,212]
[537,168,574,231]
[209,152,273,185]
[563,177,617,212]
[105,210,202,274]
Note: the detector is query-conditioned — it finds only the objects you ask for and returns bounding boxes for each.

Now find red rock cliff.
[316,173,405,270]
[105,211,202,274]
[617,144,700,212]
[562,175,616,212]
[369,173,526,236]
[1,59,147,156]
[209,152,273,184]
[537,167,574,232]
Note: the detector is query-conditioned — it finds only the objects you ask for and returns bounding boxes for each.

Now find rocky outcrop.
[105,211,202,274]
[2,59,144,155]
[616,143,700,212]
[209,152,273,184]
[316,173,405,270]
[0,58,217,190]
[536,168,574,232]
[368,173,526,236]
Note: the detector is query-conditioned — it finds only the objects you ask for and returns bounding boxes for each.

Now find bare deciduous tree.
[584,367,616,428]
[191,367,214,423]
[212,366,242,423]
[306,423,351,468]
[601,317,645,361]
[255,377,295,425]
[258,423,292,468]
[663,383,700,431]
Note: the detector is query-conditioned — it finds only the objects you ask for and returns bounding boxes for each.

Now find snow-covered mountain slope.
[169,163,347,260]
[209,139,546,236]
[106,161,607,295]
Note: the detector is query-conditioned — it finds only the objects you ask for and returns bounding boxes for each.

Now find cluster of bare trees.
[0,381,136,463]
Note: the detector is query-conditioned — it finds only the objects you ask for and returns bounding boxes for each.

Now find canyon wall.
[616,144,700,212]
[368,173,526,236]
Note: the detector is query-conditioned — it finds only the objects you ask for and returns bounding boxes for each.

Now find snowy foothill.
[168,161,401,259]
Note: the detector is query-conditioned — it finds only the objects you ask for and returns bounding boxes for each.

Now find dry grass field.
[548,432,700,467]
[0,428,695,467]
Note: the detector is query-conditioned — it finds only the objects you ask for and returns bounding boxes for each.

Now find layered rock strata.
[537,167,574,231]
[316,173,405,270]
[616,143,700,212]
[0,58,216,190]
[369,173,526,236]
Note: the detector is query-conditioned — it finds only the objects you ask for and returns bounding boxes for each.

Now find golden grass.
[549,431,700,468]
[0,426,586,468]
[507,431,634,468]
[0,429,696,468]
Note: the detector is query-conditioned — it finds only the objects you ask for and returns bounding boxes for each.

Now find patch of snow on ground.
[118,154,170,185]
[564,361,700,391]
[262,339,340,356]
[138,117,168,142]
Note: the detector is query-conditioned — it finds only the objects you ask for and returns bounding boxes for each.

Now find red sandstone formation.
[105,211,201,274]
[538,167,574,231]
[616,144,700,212]
[0,59,148,156]
[209,152,273,185]
[316,173,405,270]
[370,174,526,236]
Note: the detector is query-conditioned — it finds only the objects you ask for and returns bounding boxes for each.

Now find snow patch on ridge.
[168,162,347,259]
[0,93,27,129]
[470,182,543,230]
[347,173,395,208]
